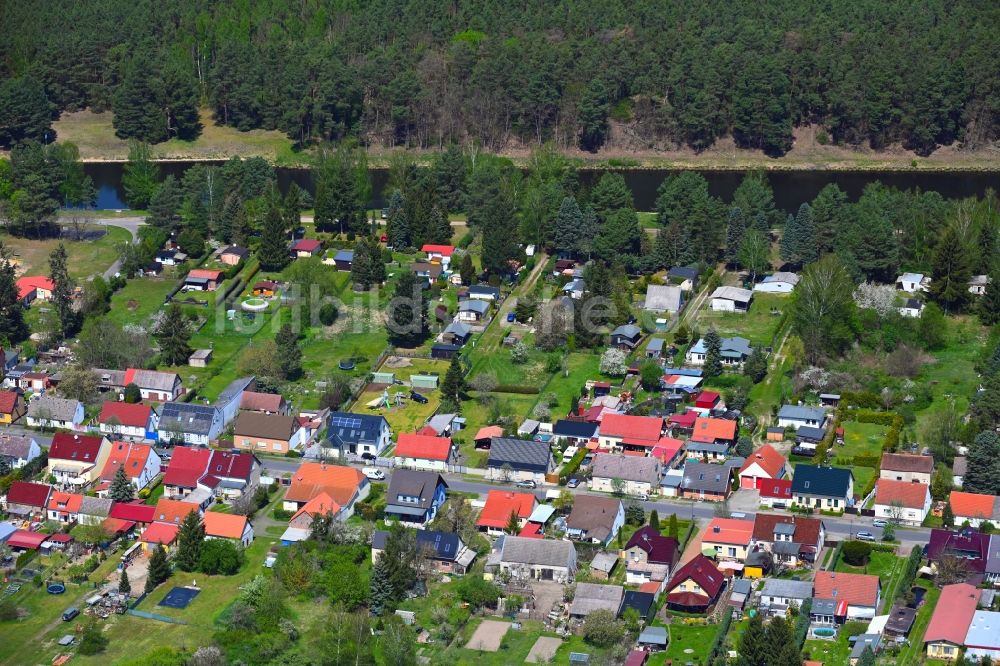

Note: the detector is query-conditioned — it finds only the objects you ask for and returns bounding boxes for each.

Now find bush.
[842,540,872,566]
[559,448,587,482]
[582,609,626,647]
[273,508,293,522]
[707,607,733,662]
[15,550,35,569]
[198,539,244,575]
[318,303,339,326]
[79,622,109,655]
[492,384,540,394]
[0,600,17,621]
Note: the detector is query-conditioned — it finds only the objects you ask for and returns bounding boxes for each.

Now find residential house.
[162,446,212,499]
[570,583,625,619]
[900,298,924,318]
[873,479,931,526]
[184,268,224,291]
[27,395,85,430]
[97,401,157,441]
[685,441,729,462]
[18,371,51,393]
[702,517,755,562]
[383,470,447,528]
[756,478,793,508]
[665,554,725,612]
[759,578,813,616]
[47,491,84,524]
[430,343,460,359]
[325,412,391,458]
[850,635,882,665]
[690,417,737,446]
[140,522,181,552]
[288,492,342,530]
[650,437,685,469]
[896,272,929,293]
[965,611,1000,661]
[969,275,990,296]
[750,513,825,567]
[393,433,454,471]
[486,437,555,484]
[200,450,261,500]
[610,324,642,350]
[753,272,800,294]
[233,412,302,454]
[949,491,1000,528]
[0,433,41,470]
[47,433,111,487]
[77,496,113,526]
[468,285,501,301]
[372,529,477,574]
[219,246,249,265]
[668,266,699,291]
[213,375,255,427]
[158,402,223,446]
[563,278,585,299]
[622,526,680,585]
[590,454,661,497]
[924,583,982,661]
[0,390,27,424]
[552,419,598,445]
[410,261,443,282]
[710,286,753,313]
[4,481,51,520]
[291,238,323,258]
[566,495,625,545]
[645,338,665,359]
[597,414,664,452]
[95,441,161,495]
[122,369,183,402]
[421,244,455,267]
[15,276,55,304]
[619,591,656,622]
[282,463,370,517]
[154,249,186,266]
[738,444,787,490]
[791,464,854,511]
[332,249,354,271]
[988,535,1000,586]
[926,528,990,579]
[239,391,290,415]
[477,490,538,536]
[686,336,752,367]
[457,299,489,322]
[643,284,684,314]
[776,404,827,430]
[679,461,732,502]
[489,535,577,583]
[442,321,472,347]
[813,570,881,621]
[880,453,934,484]
[203,512,254,547]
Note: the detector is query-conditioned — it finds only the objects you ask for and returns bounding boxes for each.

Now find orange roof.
[153,498,200,525]
[703,518,755,546]
[47,491,84,514]
[475,426,503,441]
[141,522,179,545]
[949,490,997,519]
[739,444,786,479]
[395,433,452,461]
[99,441,154,482]
[187,268,223,280]
[285,463,366,505]
[291,491,340,523]
[16,276,54,300]
[690,417,737,443]
[202,512,249,540]
[814,571,880,607]
[477,490,537,529]
[875,479,929,509]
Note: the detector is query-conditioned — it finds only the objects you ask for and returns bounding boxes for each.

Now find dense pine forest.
[1,0,999,157]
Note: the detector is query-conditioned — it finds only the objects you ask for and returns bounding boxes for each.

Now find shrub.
[842,540,872,566]
[79,622,109,655]
[318,303,339,326]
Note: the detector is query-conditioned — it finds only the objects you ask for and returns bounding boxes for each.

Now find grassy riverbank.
[44,108,1000,172]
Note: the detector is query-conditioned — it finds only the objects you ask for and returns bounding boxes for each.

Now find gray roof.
[499,535,576,569]
[681,461,731,493]
[850,634,881,660]
[763,272,800,285]
[687,442,730,455]
[458,300,489,314]
[385,470,445,511]
[668,266,699,281]
[953,457,967,477]
[711,286,753,303]
[215,376,255,408]
[129,369,179,392]
[590,552,618,573]
[731,579,753,595]
[426,413,456,435]
[592,454,660,484]
[778,404,826,422]
[571,583,624,616]
[0,434,36,460]
[444,321,471,337]
[487,437,553,472]
[79,496,113,518]
[811,598,836,615]
[986,535,1000,574]
[160,402,219,436]
[28,396,81,421]
[647,338,665,352]
[761,578,813,600]
[567,495,623,543]
[644,284,683,312]
[638,626,668,646]
[334,250,354,262]
[612,324,641,338]
[468,285,501,298]
[966,611,1000,649]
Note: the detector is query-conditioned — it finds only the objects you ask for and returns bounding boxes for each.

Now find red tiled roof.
[881,453,934,474]
[206,450,256,481]
[474,426,504,441]
[153,498,200,525]
[16,276,54,300]
[292,238,322,252]
[690,417,737,443]
[477,490,537,529]
[739,444,786,479]
[755,478,793,500]
[109,502,156,523]
[924,583,981,645]
[291,492,340,523]
[667,554,724,598]
[751,513,823,547]
[49,433,105,464]
[668,411,698,428]
[202,512,249,540]
[98,401,151,428]
[102,517,136,534]
[599,414,663,444]
[949,491,997,519]
[141,522,179,545]
[7,530,47,550]
[99,441,154,482]
[395,433,452,461]
[240,391,284,412]
[0,390,20,414]
[814,571,880,607]
[187,268,224,280]
[47,491,84,514]
[518,522,544,539]
[703,518,755,546]
[7,481,51,507]
[162,446,212,489]
[421,244,455,256]
[651,437,684,464]
[285,463,366,505]
[624,526,680,566]
[875,479,929,510]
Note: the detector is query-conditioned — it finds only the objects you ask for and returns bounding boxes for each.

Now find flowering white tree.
[853,282,898,318]
[600,348,628,376]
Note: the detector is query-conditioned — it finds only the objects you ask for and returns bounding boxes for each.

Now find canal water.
[83,162,1000,212]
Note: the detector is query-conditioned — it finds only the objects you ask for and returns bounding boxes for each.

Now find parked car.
[872,518,888,528]
[566,478,580,489]
[634,493,649,501]
[507,312,516,322]
[410,391,429,404]
[62,608,80,622]
[362,467,385,481]
[515,480,537,489]
[856,531,876,542]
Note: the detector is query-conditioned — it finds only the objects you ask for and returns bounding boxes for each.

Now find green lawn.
[914,315,987,436]
[659,619,716,664]
[835,551,903,606]
[352,389,440,434]
[842,465,876,495]
[696,292,789,347]
[4,224,131,279]
[836,421,889,460]
[106,277,178,326]
[531,352,602,419]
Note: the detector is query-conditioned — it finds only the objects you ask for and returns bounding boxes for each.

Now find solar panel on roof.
[331,416,362,429]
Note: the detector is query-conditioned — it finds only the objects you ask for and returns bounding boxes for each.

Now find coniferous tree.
[593,209,642,264]
[576,207,601,260]
[283,183,303,232]
[427,206,452,245]
[441,355,465,403]
[0,242,28,343]
[703,327,723,378]
[459,253,475,286]
[118,569,131,596]
[350,238,374,289]
[174,510,205,572]
[649,510,659,531]
[578,80,609,151]
[434,144,467,213]
[0,75,52,148]
[553,196,584,255]
[154,303,192,366]
[109,465,135,502]
[258,200,289,271]
[736,612,767,666]
[856,646,876,666]
[113,56,168,143]
[275,323,302,381]
[781,203,816,266]
[979,269,1000,325]
[385,190,410,249]
[49,244,78,338]
[386,271,427,348]
[146,175,182,229]
[963,432,1000,496]
[733,172,781,230]
[369,554,394,616]
[505,510,521,535]
[146,546,172,592]
[667,513,679,539]
[930,223,972,312]
[811,183,850,255]
[942,501,955,528]
[725,207,746,267]
[366,236,386,285]
[743,346,768,383]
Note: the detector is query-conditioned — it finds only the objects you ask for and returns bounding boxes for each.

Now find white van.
[362,467,385,481]
[561,446,579,464]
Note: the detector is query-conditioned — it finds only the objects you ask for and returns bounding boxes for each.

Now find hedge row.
[559,448,588,483]
[706,607,734,663]
[493,385,541,395]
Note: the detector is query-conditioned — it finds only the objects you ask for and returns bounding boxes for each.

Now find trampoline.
[158,587,200,609]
